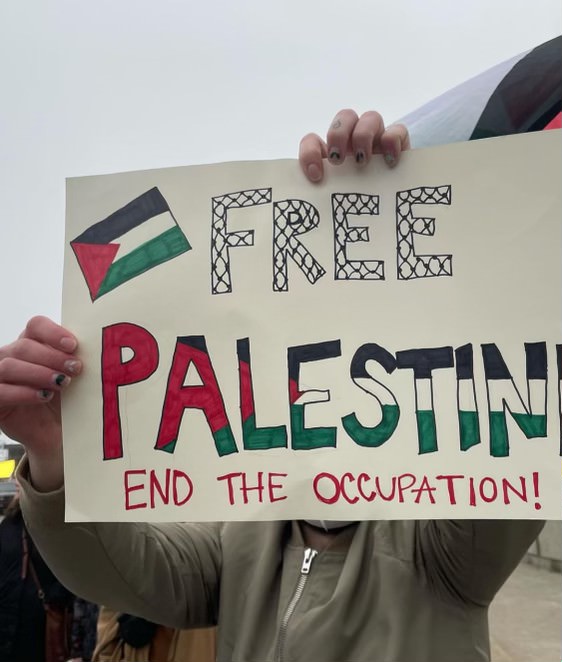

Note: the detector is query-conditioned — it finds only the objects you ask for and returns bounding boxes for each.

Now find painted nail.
[355,150,365,164]
[54,373,70,387]
[39,389,53,400]
[60,337,77,352]
[64,360,81,375]
[328,148,340,162]
[307,163,321,182]
[384,152,396,167]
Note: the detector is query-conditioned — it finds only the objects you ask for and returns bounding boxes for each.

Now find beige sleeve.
[17,457,222,629]
[415,519,544,606]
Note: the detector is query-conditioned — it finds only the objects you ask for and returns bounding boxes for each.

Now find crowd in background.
[0,490,216,662]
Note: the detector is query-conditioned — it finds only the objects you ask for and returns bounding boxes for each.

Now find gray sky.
[0,0,560,346]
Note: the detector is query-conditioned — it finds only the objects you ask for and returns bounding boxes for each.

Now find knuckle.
[25,315,46,335]
[0,356,16,378]
[360,110,384,124]
[351,127,374,143]
[387,122,410,139]
[337,108,359,120]
[300,132,319,143]
[299,135,323,161]
[11,338,32,360]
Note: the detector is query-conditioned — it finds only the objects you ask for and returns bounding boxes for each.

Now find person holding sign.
[0,110,545,662]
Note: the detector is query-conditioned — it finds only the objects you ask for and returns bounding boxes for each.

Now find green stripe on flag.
[213,425,238,457]
[458,410,480,450]
[416,410,438,454]
[490,411,547,457]
[98,225,191,297]
[290,404,336,450]
[242,413,287,450]
[342,404,399,447]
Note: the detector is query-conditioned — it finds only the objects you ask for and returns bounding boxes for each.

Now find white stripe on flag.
[115,211,176,258]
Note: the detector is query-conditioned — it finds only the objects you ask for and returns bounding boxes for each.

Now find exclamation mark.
[532,472,541,511]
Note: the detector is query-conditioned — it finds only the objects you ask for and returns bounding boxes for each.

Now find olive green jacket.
[18,462,542,662]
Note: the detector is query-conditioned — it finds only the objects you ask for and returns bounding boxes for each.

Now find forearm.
[417,519,544,605]
[27,444,64,492]
[17,457,221,628]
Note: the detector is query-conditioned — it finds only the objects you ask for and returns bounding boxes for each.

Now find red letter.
[103,323,159,460]
[341,472,359,504]
[357,473,376,502]
[268,473,288,502]
[155,336,238,457]
[436,474,464,505]
[479,477,498,503]
[149,469,171,508]
[124,470,147,510]
[172,470,193,506]
[411,475,437,505]
[217,472,243,505]
[397,473,417,503]
[312,472,341,504]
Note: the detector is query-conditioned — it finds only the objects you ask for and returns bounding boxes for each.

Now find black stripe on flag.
[74,187,170,244]
[470,36,562,140]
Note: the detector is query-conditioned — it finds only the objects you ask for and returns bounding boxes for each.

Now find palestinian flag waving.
[397,35,561,148]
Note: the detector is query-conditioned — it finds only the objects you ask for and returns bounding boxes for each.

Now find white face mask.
[304,520,356,531]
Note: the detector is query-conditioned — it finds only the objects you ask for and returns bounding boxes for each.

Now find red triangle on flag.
[71,242,120,300]
[544,112,561,130]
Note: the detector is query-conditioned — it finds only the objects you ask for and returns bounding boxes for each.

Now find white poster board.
[62,131,561,521]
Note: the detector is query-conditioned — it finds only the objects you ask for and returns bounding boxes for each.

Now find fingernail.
[64,360,81,375]
[328,148,340,163]
[54,373,70,387]
[60,337,77,352]
[355,150,365,164]
[307,164,321,182]
[384,152,396,168]
[39,389,53,401]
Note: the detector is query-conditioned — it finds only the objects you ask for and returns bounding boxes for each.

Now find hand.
[0,316,81,490]
[299,108,410,183]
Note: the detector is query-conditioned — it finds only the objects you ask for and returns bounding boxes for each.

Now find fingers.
[325,108,360,164]
[0,318,81,405]
[380,123,411,168]
[299,110,411,182]
[20,315,78,353]
[299,133,328,183]
[350,111,385,166]
[5,337,81,376]
[0,357,71,392]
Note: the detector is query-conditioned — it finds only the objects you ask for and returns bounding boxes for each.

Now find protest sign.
[62,131,561,521]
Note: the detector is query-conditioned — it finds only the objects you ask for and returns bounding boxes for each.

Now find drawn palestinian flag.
[397,36,561,148]
[71,187,191,301]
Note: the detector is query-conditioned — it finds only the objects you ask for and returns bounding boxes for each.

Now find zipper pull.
[301,548,318,575]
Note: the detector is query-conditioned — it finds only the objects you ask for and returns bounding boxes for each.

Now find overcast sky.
[0,0,560,347]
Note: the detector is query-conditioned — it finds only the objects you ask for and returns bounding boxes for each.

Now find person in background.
[69,597,100,662]
[92,606,216,662]
[0,491,74,662]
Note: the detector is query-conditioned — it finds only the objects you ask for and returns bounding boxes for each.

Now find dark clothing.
[0,509,73,662]
[71,597,100,661]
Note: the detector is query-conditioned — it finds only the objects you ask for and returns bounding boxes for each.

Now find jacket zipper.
[276,547,318,662]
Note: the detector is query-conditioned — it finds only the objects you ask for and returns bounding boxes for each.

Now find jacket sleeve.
[415,519,544,606]
[17,457,221,629]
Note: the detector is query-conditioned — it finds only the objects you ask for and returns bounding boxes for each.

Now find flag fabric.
[397,36,561,148]
[71,187,191,301]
